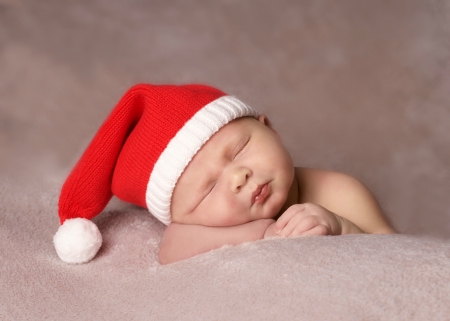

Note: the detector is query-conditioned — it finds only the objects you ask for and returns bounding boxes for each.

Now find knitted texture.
[58,84,226,224]
[146,95,258,224]
[58,84,258,228]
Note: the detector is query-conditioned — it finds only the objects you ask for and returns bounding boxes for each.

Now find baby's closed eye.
[233,136,250,160]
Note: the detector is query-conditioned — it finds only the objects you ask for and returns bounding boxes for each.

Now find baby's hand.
[275,203,342,237]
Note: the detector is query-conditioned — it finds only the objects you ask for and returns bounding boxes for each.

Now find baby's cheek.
[221,197,250,225]
[265,193,287,218]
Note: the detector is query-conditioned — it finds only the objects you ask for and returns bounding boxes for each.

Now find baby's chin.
[270,187,293,219]
[256,195,285,220]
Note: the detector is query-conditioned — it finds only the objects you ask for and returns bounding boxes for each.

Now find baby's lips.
[251,183,270,205]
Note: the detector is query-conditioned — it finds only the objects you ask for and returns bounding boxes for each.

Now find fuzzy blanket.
[1,0,450,320]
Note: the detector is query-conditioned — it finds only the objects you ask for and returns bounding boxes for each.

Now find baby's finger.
[275,204,307,232]
[299,224,329,237]
[289,216,320,237]
[278,214,304,237]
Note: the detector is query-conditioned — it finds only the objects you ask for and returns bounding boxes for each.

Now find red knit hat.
[53,84,258,263]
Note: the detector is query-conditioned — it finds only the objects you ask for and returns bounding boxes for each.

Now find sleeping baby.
[53,84,395,265]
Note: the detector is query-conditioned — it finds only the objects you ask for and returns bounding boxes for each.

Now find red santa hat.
[53,84,258,264]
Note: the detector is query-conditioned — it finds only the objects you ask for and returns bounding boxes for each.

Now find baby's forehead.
[208,116,256,141]
[216,116,257,134]
[189,116,256,159]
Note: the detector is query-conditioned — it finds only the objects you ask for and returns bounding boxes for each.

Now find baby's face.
[170,115,295,227]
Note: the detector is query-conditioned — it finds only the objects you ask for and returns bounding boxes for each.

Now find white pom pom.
[53,218,102,264]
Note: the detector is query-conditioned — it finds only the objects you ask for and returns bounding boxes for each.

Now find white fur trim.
[53,218,102,264]
[145,95,258,225]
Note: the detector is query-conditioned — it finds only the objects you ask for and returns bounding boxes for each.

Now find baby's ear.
[257,114,281,139]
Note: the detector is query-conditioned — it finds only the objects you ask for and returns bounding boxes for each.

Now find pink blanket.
[2,196,450,320]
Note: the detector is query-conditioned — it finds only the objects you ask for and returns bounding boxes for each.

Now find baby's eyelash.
[206,181,216,195]
[234,137,250,159]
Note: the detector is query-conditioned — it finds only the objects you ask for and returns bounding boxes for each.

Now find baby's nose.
[230,167,252,193]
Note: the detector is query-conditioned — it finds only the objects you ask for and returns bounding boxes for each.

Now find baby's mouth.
[251,183,270,205]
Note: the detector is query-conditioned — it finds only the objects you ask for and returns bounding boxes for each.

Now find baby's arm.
[275,203,364,237]
[159,219,275,265]
[296,168,395,234]
[318,172,395,234]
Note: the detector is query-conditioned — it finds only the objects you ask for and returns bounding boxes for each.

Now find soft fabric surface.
[1,1,450,320]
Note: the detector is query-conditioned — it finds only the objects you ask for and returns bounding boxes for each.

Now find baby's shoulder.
[295,167,374,210]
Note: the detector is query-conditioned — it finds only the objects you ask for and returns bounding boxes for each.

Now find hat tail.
[58,84,150,224]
